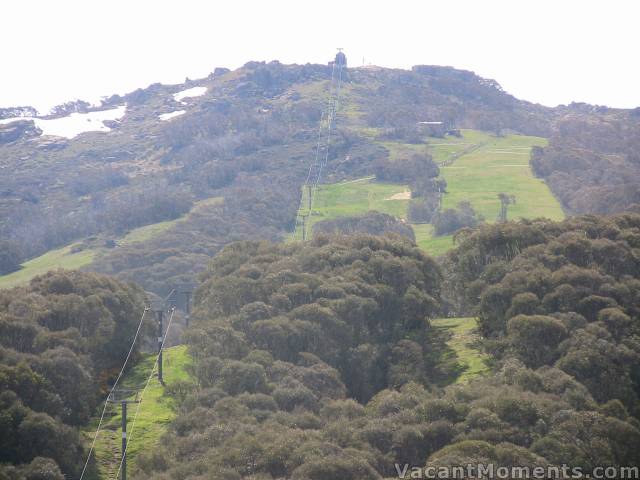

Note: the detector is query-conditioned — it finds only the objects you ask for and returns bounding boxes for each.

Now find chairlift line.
[78,307,150,480]
[293,49,346,240]
[114,306,177,480]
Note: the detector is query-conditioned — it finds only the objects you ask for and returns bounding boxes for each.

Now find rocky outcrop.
[213,67,230,76]
[0,120,41,144]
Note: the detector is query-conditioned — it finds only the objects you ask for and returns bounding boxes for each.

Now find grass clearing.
[0,196,223,289]
[0,243,95,289]
[433,130,564,222]
[291,177,411,241]
[119,219,180,246]
[411,224,454,257]
[290,177,454,257]
[431,317,490,384]
[291,129,563,256]
[376,129,565,256]
[379,141,426,161]
[0,220,172,290]
[86,345,192,479]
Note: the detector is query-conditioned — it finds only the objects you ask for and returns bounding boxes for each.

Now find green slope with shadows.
[290,177,411,241]
[85,345,192,479]
[431,317,490,384]
[0,197,222,289]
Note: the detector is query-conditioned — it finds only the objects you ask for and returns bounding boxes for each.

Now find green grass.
[294,130,563,256]
[119,219,180,246]
[431,317,490,384]
[379,130,489,165]
[86,345,192,479]
[119,197,221,246]
[291,128,563,256]
[0,243,95,289]
[382,129,564,223]
[434,130,564,222]
[291,177,411,241]
[0,219,180,290]
[0,196,223,290]
[290,178,454,257]
[373,129,565,256]
[411,224,454,257]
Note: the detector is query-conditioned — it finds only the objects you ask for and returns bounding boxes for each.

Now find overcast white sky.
[2,0,639,113]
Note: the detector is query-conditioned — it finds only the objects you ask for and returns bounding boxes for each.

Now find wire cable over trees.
[293,50,346,240]
[79,307,150,480]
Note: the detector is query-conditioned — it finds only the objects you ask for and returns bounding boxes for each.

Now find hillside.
[2,57,640,479]
[290,177,410,241]
[0,216,184,289]
[531,110,640,214]
[290,128,563,256]
[0,60,563,295]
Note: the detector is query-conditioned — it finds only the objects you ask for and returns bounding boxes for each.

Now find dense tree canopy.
[312,211,416,241]
[0,240,22,275]
[432,201,483,236]
[445,213,640,413]
[531,112,640,214]
[134,228,640,479]
[0,270,146,477]
[191,235,443,400]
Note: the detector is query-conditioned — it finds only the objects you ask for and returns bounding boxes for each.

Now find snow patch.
[159,110,186,121]
[0,105,127,139]
[173,87,207,103]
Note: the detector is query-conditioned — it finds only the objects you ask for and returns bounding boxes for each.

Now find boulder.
[0,120,41,144]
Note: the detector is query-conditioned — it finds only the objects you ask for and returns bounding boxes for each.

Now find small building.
[335,51,347,67]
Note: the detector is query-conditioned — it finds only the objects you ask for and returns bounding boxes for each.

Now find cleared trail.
[431,317,490,384]
[84,345,192,479]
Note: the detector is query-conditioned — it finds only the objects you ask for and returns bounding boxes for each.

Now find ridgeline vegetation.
[0,271,146,479]
[530,111,640,214]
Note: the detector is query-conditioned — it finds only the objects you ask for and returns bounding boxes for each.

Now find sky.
[2,0,639,113]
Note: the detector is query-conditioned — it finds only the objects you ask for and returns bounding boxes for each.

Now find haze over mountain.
[3,0,640,112]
